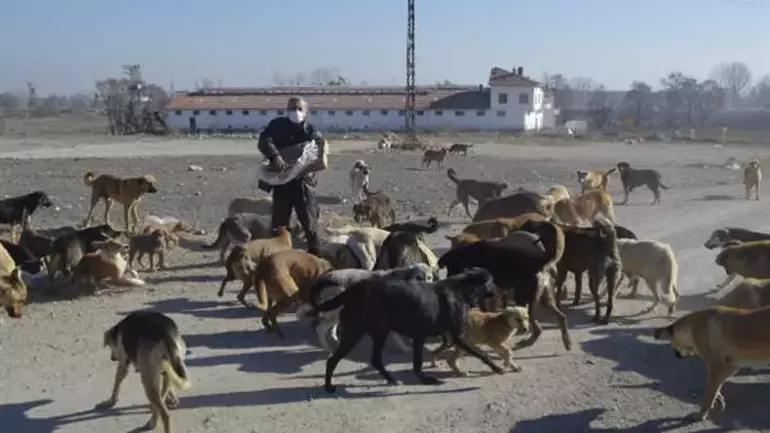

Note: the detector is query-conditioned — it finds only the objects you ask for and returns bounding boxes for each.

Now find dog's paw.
[95,399,117,410]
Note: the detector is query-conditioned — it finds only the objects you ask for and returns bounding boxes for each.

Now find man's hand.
[269,155,288,172]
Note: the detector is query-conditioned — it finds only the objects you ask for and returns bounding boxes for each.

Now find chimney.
[512,66,518,75]
[517,66,524,76]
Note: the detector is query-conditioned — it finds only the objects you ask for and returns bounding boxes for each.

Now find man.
[258,97,327,255]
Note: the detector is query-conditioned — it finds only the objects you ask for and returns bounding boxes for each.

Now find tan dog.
[142,219,194,238]
[254,249,334,337]
[576,168,617,194]
[81,171,158,232]
[71,238,145,288]
[128,229,171,272]
[422,147,448,169]
[717,278,770,309]
[227,196,273,217]
[460,212,548,240]
[550,186,616,225]
[0,240,26,317]
[430,306,530,376]
[216,226,293,307]
[654,306,770,421]
[743,160,761,200]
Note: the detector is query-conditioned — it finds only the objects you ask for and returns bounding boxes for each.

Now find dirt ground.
[1,136,770,433]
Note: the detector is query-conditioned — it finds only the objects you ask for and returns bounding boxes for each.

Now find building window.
[398,110,405,116]
[241,110,250,115]
[362,110,371,116]
[416,110,424,116]
[209,110,217,116]
[192,110,200,116]
[476,110,485,117]
[225,110,233,116]
[498,93,508,104]
[519,93,529,104]
[345,110,354,116]
[454,110,465,117]
[380,110,389,116]
[310,110,318,115]
[174,110,182,116]
[259,110,267,116]
[277,110,284,116]
[496,110,506,117]
[435,110,443,116]
[328,110,336,116]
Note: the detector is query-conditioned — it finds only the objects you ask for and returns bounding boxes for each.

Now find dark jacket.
[257,116,325,160]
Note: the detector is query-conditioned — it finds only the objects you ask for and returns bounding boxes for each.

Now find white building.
[165,66,545,132]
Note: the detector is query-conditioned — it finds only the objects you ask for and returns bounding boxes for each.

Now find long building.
[165,66,551,132]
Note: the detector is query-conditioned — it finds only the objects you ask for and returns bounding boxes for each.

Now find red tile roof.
[487,67,539,87]
[166,86,492,111]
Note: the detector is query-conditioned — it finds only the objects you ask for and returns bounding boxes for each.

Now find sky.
[2,0,769,95]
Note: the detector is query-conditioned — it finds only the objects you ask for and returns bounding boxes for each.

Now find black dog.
[614,224,637,240]
[382,217,439,238]
[0,191,54,231]
[47,224,122,287]
[306,267,504,393]
[0,240,42,274]
[616,162,670,205]
[373,230,440,280]
[438,220,572,352]
[448,143,473,156]
[19,226,78,259]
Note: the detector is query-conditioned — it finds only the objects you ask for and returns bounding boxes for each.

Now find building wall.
[488,85,542,131]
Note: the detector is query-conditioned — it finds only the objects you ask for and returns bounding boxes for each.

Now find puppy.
[128,229,170,272]
[356,185,396,228]
[422,148,449,169]
[430,306,530,376]
[448,143,473,156]
[576,168,617,194]
[743,159,761,200]
[253,249,334,337]
[0,191,54,242]
[71,238,145,289]
[349,160,371,201]
[376,135,393,152]
[98,311,191,433]
[654,306,770,421]
[615,161,670,205]
[446,168,508,219]
[81,171,158,232]
[141,219,194,242]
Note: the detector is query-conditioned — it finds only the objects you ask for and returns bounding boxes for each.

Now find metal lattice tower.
[405,0,417,146]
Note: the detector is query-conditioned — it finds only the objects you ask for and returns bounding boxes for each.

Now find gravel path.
[1,138,770,433]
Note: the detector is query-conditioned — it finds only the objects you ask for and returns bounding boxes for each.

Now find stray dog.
[460,212,548,241]
[324,225,391,270]
[127,230,171,272]
[472,189,555,222]
[98,311,191,433]
[304,267,505,393]
[422,148,448,169]
[430,306,530,376]
[0,191,54,241]
[296,263,435,353]
[253,249,334,337]
[227,196,273,217]
[448,143,473,156]
[376,135,393,152]
[718,278,770,309]
[654,306,770,421]
[446,168,508,219]
[349,160,371,201]
[0,262,27,318]
[743,159,761,200]
[47,224,123,288]
[576,168,617,194]
[0,239,42,275]
[19,226,78,260]
[550,186,617,225]
[711,240,770,294]
[374,230,440,280]
[202,213,272,264]
[382,217,439,239]
[81,170,158,232]
[616,161,670,205]
[216,226,293,307]
[615,238,679,315]
[71,238,145,289]
[356,185,396,228]
[703,227,770,250]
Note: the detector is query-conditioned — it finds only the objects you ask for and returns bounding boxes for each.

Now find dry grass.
[0,115,110,137]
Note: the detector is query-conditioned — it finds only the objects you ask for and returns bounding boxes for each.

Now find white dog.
[376,137,392,152]
[349,160,371,201]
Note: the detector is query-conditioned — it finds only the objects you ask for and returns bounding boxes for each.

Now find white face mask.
[287,110,305,124]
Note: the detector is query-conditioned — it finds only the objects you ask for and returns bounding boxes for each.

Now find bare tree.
[95,65,169,135]
[749,75,770,107]
[588,86,613,129]
[710,61,752,106]
[661,72,725,128]
[623,81,654,127]
[541,73,572,116]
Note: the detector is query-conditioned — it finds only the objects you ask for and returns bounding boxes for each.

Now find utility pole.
[405,0,418,148]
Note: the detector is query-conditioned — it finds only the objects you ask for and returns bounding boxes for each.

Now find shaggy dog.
[304,267,505,393]
[743,159,762,200]
[616,161,670,205]
[324,226,391,270]
[349,160,372,201]
[373,231,440,280]
[355,185,397,228]
[446,168,508,219]
[615,238,679,315]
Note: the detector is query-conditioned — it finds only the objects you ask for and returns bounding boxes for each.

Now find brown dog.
[128,230,170,272]
[430,306,530,376]
[422,148,448,169]
[254,249,334,337]
[654,306,770,421]
[550,186,616,226]
[216,226,293,307]
[0,241,26,318]
[743,159,761,200]
[717,278,770,309]
[460,212,548,240]
[71,238,145,289]
[355,185,396,228]
[81,171,158,232]
[576,168,617,194]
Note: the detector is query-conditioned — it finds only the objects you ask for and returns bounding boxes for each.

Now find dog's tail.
[115,275,146,286]
[296,277,342,319]
[161,334,191,390]
[663,245,679,313]
[446,168,461,185]
[201,220,228,250]
[604,167,617,176]
[84,171,96,187]
[363,184,382,197]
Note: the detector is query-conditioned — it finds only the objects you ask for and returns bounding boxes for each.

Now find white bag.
[256,140,319,186]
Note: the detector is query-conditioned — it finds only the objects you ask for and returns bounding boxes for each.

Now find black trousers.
[271,178,320,255]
